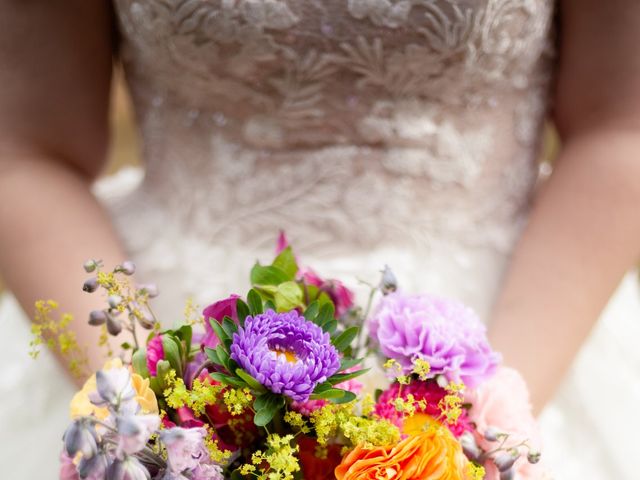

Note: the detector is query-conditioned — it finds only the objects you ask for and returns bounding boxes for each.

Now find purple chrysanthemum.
[369,292,501,388]
[230,310,341,402]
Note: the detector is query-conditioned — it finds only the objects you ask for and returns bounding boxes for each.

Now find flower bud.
[379,265,398,294]
[83,277,99,293]
[108,295,123,309]
[78,451,109,479]
[493,451,519,472]
[116,261,136,276]
[527,450,541,464]
[106,314,123,336]
[83,260,99,273]
[500,469,515,480]
[138,283,159,298]
[460,432,481,461]
[64,420,99,459]
[483,426,501,442]
[106,456,150,480]
[89,310,108,326]
[135,309,155,330]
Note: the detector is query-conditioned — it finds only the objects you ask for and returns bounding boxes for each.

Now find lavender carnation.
[369,292,500,387]
[230,310,341,402]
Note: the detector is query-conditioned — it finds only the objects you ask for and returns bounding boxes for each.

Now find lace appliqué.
[111,0,555,260]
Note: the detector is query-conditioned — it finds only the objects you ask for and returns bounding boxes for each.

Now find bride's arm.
[489,0,640,412]
[0,2,130,377]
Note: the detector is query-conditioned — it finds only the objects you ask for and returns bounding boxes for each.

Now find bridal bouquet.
[38,236,545,480]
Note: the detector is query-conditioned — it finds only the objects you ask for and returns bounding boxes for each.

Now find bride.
[1,0,639,478]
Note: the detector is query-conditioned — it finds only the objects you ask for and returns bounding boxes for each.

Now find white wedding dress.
[1,0,639,478]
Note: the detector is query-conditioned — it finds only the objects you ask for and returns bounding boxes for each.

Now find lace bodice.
[106,0,556,320]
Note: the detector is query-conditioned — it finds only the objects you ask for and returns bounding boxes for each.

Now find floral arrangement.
[36,236,546,480]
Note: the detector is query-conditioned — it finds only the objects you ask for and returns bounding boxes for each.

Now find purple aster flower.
[369,292,501,388]
[230,310,341,402]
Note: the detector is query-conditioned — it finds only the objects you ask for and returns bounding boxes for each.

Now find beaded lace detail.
[107,0,555,317]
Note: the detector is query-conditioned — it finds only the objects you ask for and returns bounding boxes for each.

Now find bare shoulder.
[0,0,114,178]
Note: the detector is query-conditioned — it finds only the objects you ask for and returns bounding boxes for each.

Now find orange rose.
[335,426,469,480]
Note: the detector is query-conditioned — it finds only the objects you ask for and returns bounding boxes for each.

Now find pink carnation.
[374,380,472,438]
[465,367,546,479]
[146,335,164,377]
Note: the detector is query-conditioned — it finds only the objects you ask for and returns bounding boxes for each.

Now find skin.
[0,0,639,409]
[490,0,640,411]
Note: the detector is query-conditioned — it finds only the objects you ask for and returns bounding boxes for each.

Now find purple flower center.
[230,310,341,402]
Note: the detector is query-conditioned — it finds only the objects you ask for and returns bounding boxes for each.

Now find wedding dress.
[1,1,639,478]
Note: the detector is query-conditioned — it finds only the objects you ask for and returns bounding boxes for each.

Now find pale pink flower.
[160,427,209,474]
[465,367,546,479]
[116,414,161,458]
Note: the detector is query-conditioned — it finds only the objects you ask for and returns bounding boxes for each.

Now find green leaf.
[209,318,229,344]
[264,300,276,311]
[236,369,267,393]
[274,281,304,312]
[236,299,251,324]
[175,325,193,355]
[253,395,285,427]
[310,388,349,400]
[250,263,290,286]
[303,301,319,321]
[247,289,263,316]
[315,302,335,326]
[222,316,238,338]
[332,390,357,404]
[162,335,183,377]
[331,327,359,352]
[120,342,132,350]
[272,246,298,279]
[210,372,247,389]
[155,360,171,390]
[322,318,338,334]
[339,357,364,371]
[215,345,231,371]
[328,368,370,385]
[132,348,150,378]
[230,470,245,480]
[312,382,334,394]
[205,347,222,366]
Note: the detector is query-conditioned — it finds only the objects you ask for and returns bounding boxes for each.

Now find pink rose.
[466,367,546,479]
[202,295,240,348]
[146,335,164,377]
